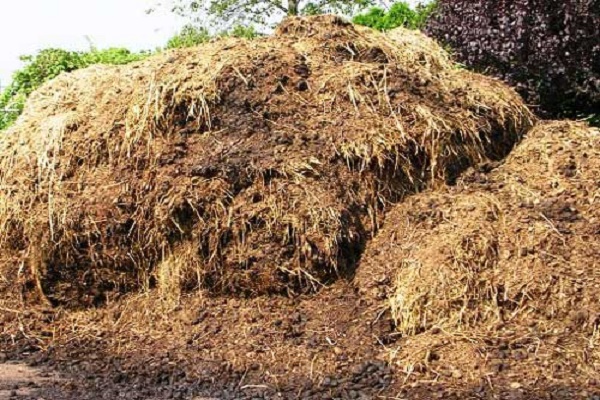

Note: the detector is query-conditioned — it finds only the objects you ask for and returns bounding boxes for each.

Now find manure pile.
[0,16,532,307]
[5,14,600,400]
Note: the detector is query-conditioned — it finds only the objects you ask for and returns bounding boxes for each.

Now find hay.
[385,27,453,73]
[0,15,532,306]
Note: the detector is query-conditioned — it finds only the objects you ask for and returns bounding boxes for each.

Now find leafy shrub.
[0,48,148,131]
[0,86,26,131]
[166,25,212,49]
[426,0,600,121]
[1,22,262,131]
[81,47,148,65]
[166,24,259,49]
[227,25,259,39]
[353,1,437,31]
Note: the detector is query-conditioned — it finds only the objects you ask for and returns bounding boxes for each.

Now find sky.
[0,0,422,86]
[0,0,187,85]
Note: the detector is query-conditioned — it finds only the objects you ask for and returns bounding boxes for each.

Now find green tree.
[353,1,437,31]
[166,25,212,48]
[226,24,260,39]
[165,24,260,49]
[154,0,378,27]
[412,1,437,28]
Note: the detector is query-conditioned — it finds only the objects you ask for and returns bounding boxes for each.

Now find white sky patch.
[0,0,187,85]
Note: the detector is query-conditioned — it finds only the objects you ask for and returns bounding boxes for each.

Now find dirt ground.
[0,362,60,400]
[2,280,599,399]
[2,283,395,400]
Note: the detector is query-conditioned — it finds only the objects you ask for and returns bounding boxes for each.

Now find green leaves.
[227,25,260,39]
[353,1,437,31]
[165,24,259,49]
[303,0,374,16]
[82,48,149,66]
[157,0,377,27]
[0,48,148,131]
[166,25,212,48]
[0,86,25,131]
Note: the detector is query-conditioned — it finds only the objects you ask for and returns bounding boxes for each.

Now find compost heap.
[357,120,600,391]
[0,16,532,307]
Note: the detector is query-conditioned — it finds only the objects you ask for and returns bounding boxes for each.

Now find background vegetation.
[426,0,600,124]
[353,1,437,30]
[0,48,148,130]
[165,24,259,49]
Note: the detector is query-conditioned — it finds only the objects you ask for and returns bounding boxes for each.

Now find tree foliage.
[154,0,377,27]
[166,25,212,48]
[426,0,600,122]
[353,1,437,30]
[228,24,260,39]
[166,24,259,49]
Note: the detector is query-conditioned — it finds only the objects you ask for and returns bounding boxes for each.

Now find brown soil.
[0,16,597,400]
[2,277,599,399]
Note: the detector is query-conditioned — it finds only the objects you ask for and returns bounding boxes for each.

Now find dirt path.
[0,363,60,400]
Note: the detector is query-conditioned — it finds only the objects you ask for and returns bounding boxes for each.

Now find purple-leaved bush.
[426,0,600,119]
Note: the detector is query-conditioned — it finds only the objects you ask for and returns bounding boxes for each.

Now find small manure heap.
[358,121,600,383]
[0,16,532,307]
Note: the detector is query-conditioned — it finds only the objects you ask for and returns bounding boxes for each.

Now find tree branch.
[264,0,288,14]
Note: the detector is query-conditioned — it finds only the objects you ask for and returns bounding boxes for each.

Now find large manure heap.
[0,16,532,307]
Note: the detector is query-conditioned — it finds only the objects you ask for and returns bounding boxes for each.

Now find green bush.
[166,25,212,49]
[166,24,259,49]
[0,86,26,131]
[412,2,438,29]
[226,25,259,40]
[1,24,260,131]
[353,1,437,31]
[82,47,149,65]
[0,48,148,131]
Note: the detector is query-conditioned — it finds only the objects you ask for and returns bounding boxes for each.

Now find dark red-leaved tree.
[426,0,600,119]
